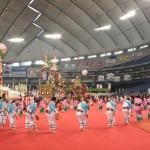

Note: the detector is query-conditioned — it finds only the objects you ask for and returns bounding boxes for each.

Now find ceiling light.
[87,55,97,58]
[114,51,123,55]
[27,5,40,13]
[33,23,43,29]
[44,34,62,39]
[11,62,20,67]
[34,60,44,65]
[37,29,44,36]
[74,56,85,60]
[120,10,136,20]
[106,53,111,56]
[100,54,106,57]
[28,0,34,5]
[140,44,148,50]
[33,13,41,22]
[74,57,78,60]
[21,61,32,66]
[7,38,24,43]
[79,56,84,60]
[61,58,70,61]
[94,25,111,31]
[128,48,136,52]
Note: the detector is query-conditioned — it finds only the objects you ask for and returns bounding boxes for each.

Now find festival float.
[38,54,67,99]
[0,43,7,97]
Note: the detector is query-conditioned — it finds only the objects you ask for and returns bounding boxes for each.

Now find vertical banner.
[100,84,103,89]
[96,84,100,89]
[108,83,111,91]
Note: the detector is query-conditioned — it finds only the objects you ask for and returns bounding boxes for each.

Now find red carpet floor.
[0,104,150,150]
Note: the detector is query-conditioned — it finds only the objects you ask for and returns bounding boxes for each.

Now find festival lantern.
[124,75,131,81]
[107,73,114,80]
[81,70,88,75]
[0,43,7,96]
[98,75,104,81]
[71,79,76,83]
[114,76,120,82]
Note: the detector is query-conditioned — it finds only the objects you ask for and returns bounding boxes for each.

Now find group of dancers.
[0,93,150,133]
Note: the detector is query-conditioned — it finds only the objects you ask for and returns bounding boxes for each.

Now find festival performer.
[76,97,89,131]
[73,98,78,111]
[25,101,39,132]
[122,97,132,125]
[39,99,45,113]
[18,98,24,115]
[134,96,143,122]
[89,97,93,106]
[0,98,7,127]
[62,98,68,112]
[98,96,103,110]
[146,96,150,119]
[143,97,147,110]
[6,100,19,130]
[46,97,60,133]
[106,97,117,127]
[120,96,126,103]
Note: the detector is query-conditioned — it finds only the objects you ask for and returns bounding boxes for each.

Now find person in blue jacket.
[25,101,39,132]
[46,97,60,133]
[0,97,7,127]
[106,97,117,127]
[6,100,19,130]
[76,96,89,131]
[122,97,132,125]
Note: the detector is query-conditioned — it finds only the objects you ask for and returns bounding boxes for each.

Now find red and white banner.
[78,62,88,68]
[91,61,102,67]
[132,52,142,58]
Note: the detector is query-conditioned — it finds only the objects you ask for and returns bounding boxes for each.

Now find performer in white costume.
[122,97,132,125]
[0,98,7,127]
[25,101,39,132]
[106,97,117,127]
[46,97,59,133]
[76,97,89,131]
[6,100,18,130]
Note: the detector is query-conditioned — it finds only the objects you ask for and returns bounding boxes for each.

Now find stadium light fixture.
[79,56,85,60]
[74,56,84,60]
[34,60,44,65]
[7,38,24,43]
[128,48,136,52]
[87,55,97,59]
[106,53,111,56]
[94,25,111,31]
[74,57,78,60]
[21,61,32,66]
[114,51,123,55]
[10,62,20,67]
[100,54,106,57]
[27,5,40,13]
[140,44,148,50]
[120,10,136,20]
[44,33,62,39]
[61,58,71,61]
